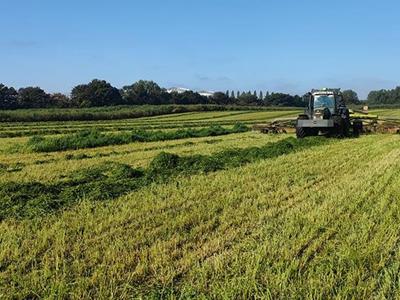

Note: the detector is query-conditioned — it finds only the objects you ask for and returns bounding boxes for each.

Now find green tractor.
[296,88,363,138]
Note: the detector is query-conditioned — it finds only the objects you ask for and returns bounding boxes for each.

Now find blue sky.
[1,0,399,99]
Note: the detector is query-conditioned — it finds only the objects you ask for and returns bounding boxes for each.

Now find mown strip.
[0,136,332,220]
[26,123,249,152]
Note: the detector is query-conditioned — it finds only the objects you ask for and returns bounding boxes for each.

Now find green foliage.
[0,84,18,109]
[265,92,305,106]
[49,93,71,108]
[367,86,400,105]
[342,89,360,105]
[71,79,123,107]
[121,80,164,105]
[0,137,330,220]
[236,92,260,106]
[17,86,50,108]
[210,92,231,105]
[26,124,250,152]
[0,79,307,111]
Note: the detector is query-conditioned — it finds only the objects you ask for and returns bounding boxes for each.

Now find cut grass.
[0,136,330,220]
[1,134,400,298]
[2,109,400,299]
[26,123,249,152]
[0,110,300,138]
[0,104,297,122]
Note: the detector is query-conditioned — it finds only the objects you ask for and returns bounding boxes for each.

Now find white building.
[198,91,214,97]
[166,87,191,94]
[166,87,215,97]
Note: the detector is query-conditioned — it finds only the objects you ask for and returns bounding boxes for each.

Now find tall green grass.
[26,123,249,152]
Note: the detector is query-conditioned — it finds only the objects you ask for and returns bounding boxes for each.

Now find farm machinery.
[254,88,400,138]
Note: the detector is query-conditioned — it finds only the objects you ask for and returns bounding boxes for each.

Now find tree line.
[367,87,400,105]
[0,79,308,109]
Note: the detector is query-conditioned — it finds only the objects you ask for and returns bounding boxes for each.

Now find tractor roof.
[311,88,341,95]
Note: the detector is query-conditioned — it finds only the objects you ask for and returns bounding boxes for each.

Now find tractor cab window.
[313,95,335,113]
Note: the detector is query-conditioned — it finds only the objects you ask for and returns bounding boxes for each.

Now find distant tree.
[264,92,304,107]
[237,91,240,98]
[0,84,18,109]
[17,87,50,108]
[50,93,71,108]
[263,91,270,105]
[368,90,390,104]
[367,87,400,105]
[71,79,122,107]
[170,90,208,105]
[259,91,263,100]
[342,89,360,105]
[236,93,260,106]
[121,80,166,105]
[253,90,257,98]
[231,90,235,99]
[210,92,230,105]
[225,90,229,97]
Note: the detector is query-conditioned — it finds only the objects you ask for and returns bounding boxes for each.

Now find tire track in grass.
[101,140,349,289]
[297,145,396,245]
[262,137,375,221]
[276,143,400,298]
[295,154,400,275]
[358,164,400,298]
[163,137,391,295]
[240,136,397,296]
[373,237,400,299]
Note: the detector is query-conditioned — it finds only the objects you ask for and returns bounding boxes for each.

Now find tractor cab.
[305,88,344,120]
[296,88,352,138]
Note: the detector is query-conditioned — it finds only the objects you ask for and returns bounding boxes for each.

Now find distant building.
[198,91,214,97]
[166,87,191,94]
[166,87,215,97]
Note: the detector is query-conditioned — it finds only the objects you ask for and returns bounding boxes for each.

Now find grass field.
[1,109,400,298]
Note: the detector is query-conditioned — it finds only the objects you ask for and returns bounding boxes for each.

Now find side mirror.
[303,93,311,103]
[303,93,312,111]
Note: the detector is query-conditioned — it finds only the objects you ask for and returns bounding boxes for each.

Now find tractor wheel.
[334,118,349,138]
[296,127,308,138]
[343,119,351,137]
[353,121,363,137]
